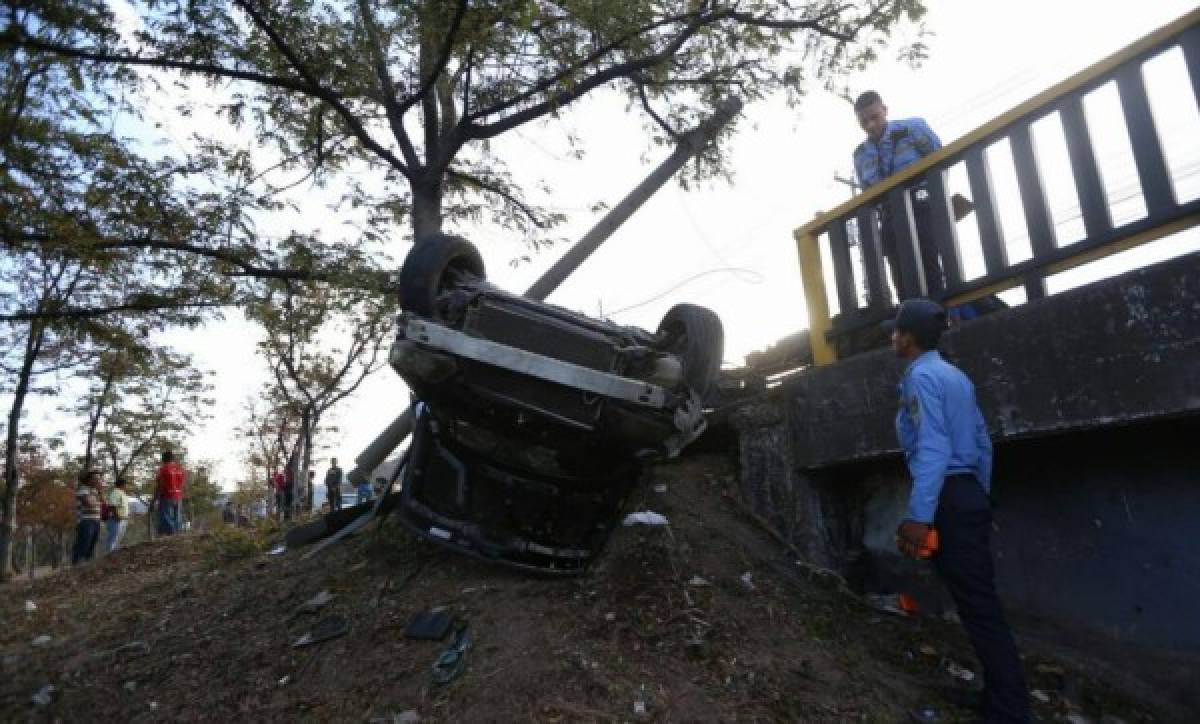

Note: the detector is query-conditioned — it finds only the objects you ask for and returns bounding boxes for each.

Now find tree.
[72,345,214,487]
[247,268,391,510]
[0,3,235,579]
[8,433,73,571]
[237,393,293,496]
[6,0,929,244]
[184,460,223,530]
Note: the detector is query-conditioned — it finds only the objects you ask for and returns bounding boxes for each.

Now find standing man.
[153,450,186,536]
[104,477,131,552]
[72,471,103,565]
[325,458,343,511]
[272,469,287,520]
[852,91,946,297]
[888,299,1030,723]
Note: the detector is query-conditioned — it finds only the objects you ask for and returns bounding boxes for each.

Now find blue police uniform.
[896,349,1031,723]
[853,118,947,297]
[896,350,992,522]
[853,117,942,189]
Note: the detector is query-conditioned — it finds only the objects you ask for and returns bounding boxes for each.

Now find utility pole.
[833,172,861,197]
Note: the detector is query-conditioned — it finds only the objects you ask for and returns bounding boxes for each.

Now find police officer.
[888,299,1031,723]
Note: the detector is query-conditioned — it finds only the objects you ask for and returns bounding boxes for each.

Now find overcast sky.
[17,0,1200,487]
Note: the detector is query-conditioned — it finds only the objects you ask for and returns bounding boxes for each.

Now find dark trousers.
[934,474,1031,723]
[158,499,181,535]
[881,199,945,298]
[328,485,342,510]
[72,519,100,565]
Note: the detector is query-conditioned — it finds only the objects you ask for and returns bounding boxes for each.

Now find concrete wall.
[730,252,1200,656]
[780,251,1200,469]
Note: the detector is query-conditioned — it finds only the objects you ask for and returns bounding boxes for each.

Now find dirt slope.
[0,454,1163,722]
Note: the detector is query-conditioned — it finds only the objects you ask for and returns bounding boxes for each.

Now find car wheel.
[657,303,724,397]
[399,233,487,317]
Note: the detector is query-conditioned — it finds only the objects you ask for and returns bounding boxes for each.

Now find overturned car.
[391,233,724,574]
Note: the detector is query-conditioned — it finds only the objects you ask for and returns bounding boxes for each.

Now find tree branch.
[634,75,681,142]
[395,0,468,119]
[445,168,548,228]
[0,300,227,322]
[355,0,420,170]
[230,0,412,174]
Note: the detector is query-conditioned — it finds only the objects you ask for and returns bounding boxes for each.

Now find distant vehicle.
[390,234,723,574]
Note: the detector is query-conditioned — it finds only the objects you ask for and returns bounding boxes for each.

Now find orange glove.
[896,521,939,560]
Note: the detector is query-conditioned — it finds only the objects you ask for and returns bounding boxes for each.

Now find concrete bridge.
[729,7,1200,708]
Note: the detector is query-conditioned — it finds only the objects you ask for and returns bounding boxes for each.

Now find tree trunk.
[412,176,444,238]
[302,410,317,513]
[83,369,116,472]
[1,320,46,581]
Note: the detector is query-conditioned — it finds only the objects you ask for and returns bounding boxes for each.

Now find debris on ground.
[30,635,51,648]
[622,511,669,526]
[739,571,757,592]
[296,590,334,614]
[946,660,976,683]
[31,684,54,707]
[23,600,35,613]
[404,609,453,640]
[430,625,472,686]
[291,615,350,648]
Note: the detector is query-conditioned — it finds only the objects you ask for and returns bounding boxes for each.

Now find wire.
[607,267,765,317]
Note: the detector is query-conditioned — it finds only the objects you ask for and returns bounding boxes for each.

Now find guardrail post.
[1060,97,1114,238]
[795,228,836,366]
[926,169,965,288]
[966,147,1011,275]
[855,208,891,307]
[1117,64,1176,216]
[826,221,859,315]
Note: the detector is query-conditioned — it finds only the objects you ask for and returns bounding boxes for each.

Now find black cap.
[882,298,948,337]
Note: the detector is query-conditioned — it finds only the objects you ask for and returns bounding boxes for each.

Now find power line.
[606,267,765,317]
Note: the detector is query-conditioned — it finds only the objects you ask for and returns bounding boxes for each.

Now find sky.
[15,0,1200,489]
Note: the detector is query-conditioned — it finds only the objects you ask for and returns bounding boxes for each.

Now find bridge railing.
[795,7,1200,366]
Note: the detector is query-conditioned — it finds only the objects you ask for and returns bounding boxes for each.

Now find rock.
[31,635,51,648]
[31,684,55,707]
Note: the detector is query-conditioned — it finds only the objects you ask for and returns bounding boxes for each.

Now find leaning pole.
[347,97,744,485]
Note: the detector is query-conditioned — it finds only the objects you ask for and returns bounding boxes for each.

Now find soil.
[0,453,1169,722]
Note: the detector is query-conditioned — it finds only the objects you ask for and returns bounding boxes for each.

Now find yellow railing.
[795,6,1200,366]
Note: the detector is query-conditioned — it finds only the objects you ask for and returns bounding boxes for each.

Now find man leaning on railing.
[852,90,947,298]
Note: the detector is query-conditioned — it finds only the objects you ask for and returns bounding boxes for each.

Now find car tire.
[399,233,486,317]
[657,303,724,397]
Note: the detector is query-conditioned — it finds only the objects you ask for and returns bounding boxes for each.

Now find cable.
[607,267,765,317]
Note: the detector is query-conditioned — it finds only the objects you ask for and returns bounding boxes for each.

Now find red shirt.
[156,462,186,501]
[272,471,286,492]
